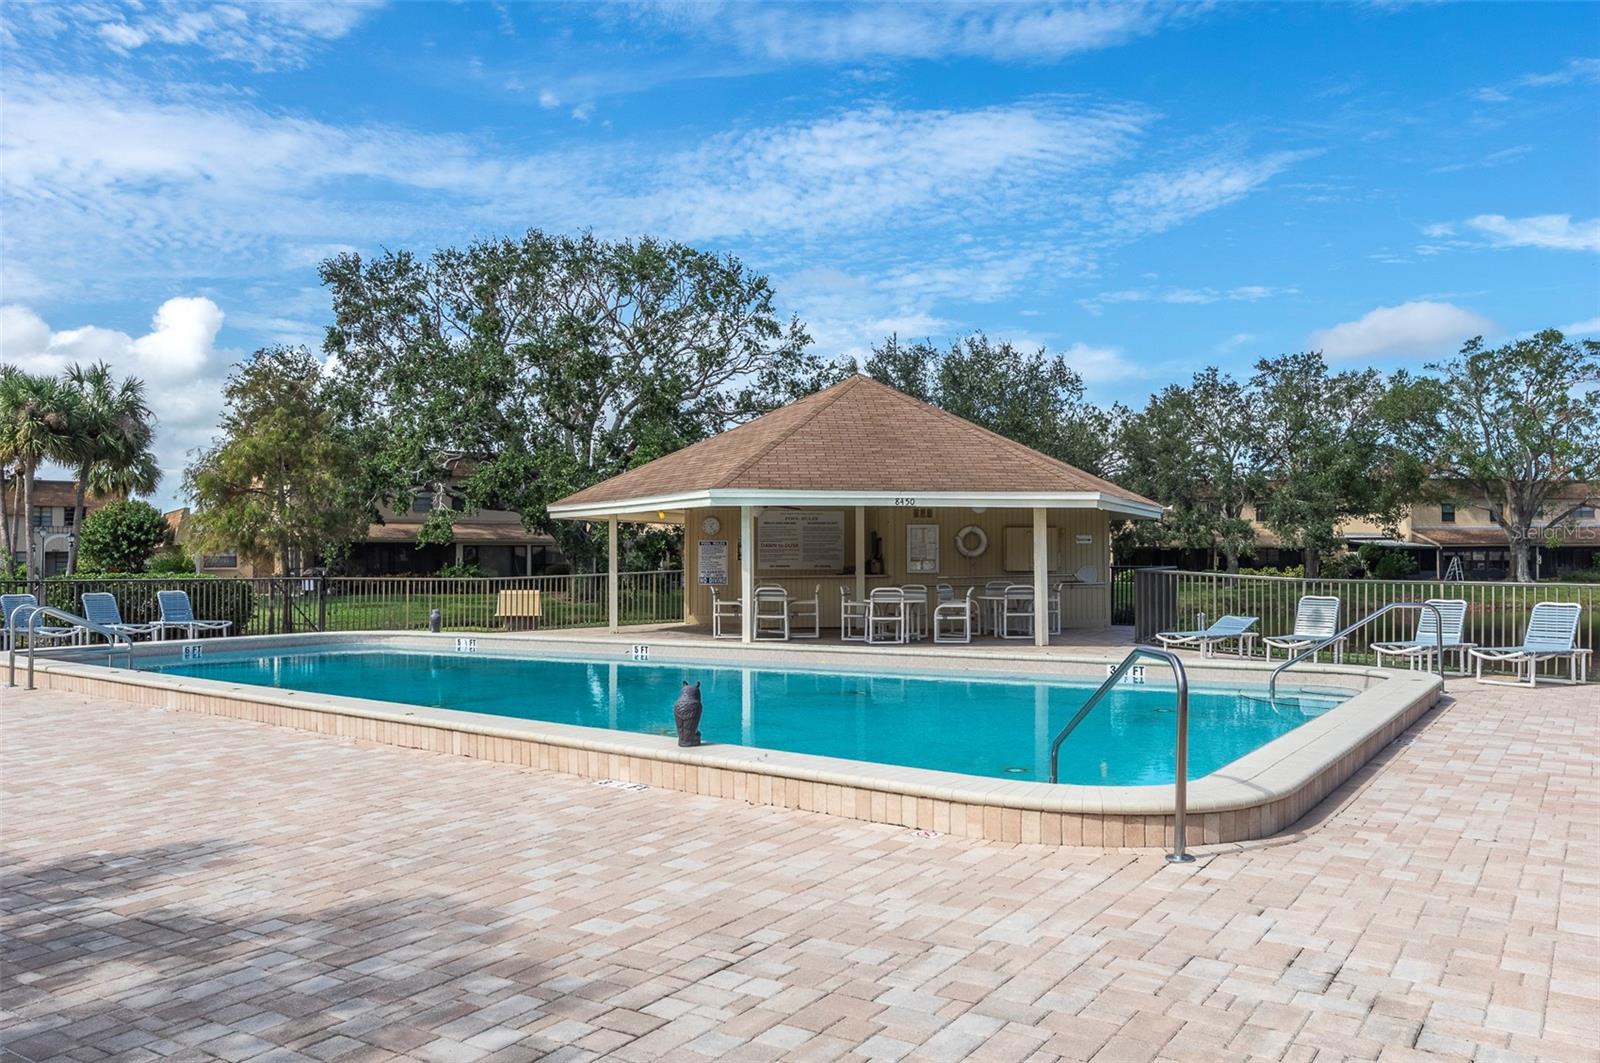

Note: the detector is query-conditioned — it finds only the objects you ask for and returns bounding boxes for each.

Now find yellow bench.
[495,589,542,631]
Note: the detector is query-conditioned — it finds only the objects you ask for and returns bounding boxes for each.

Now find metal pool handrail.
[7,605,134,690]
[1048,647,1194,865]
[1267,601,1444,699]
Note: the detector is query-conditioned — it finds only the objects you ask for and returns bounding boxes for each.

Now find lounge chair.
[1,593,81,652]
[1469,602,1589,686]
[1154,614,1258,657]
[80,592,160,641]
[1372,599,1472,674]
[155,590,233,640]
[1262,596,1345,663]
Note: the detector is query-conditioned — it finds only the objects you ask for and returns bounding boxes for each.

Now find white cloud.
[1465,214,1600,253]
[63,0,385,70]
[1309,301,1493,360]
[1105,151,1314,235]
[1059,342,1137,384]
[1560,317,1600,336]
[628,101,1147,242]
[0,298,235,506]
[0,75,1165,299]
[1079,284,1294,315]
[1473,57,1600,103]
[643,1,1177,63]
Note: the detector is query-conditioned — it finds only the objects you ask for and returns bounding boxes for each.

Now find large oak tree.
[319,231,847,568]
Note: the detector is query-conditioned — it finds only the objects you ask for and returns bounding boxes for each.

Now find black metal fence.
[1,571,686,636]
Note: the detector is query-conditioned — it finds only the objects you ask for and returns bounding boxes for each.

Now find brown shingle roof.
[553,375,1159,511]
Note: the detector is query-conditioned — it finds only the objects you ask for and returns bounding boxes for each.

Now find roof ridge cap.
[713,375,863,489]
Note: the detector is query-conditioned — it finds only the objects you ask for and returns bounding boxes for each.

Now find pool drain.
[1003,766,1029,775]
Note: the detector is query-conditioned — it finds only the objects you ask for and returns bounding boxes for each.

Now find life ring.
[955,525,988,558]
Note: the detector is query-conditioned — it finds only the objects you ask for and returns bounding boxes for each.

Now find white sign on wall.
[758,510,845,572]
[697,540,729,585]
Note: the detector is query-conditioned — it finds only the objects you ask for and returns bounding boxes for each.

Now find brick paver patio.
[2,682,1596,1062]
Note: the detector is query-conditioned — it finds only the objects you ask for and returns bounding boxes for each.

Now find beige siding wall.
[682,505,1112,629]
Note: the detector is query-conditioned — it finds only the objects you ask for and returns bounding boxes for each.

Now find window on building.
[411,493,434,514]
[200,553,238,569]
[1576,505,1597,520]
[1440,503,1455,523]
[62,507,74,527]
[31,507,53,528]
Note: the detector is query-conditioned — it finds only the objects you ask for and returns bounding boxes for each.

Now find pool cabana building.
[549,375,1163,645]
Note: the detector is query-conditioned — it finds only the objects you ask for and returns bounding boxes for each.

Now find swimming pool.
[149,645,1345,786]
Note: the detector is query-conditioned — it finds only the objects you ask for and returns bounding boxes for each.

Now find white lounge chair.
[1372,599,1472,674]
[1469,602,1589,686]
[710,587,741,639]
[1263,595,1345,663]
[2,593,81,651]
[934,587,975,644]
[752,586,790,641]
[1155,615,1258,657]
[80,592,160,641]
[155,590,233,640]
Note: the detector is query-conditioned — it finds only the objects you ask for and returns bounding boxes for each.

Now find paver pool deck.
[2,682,1596,1062]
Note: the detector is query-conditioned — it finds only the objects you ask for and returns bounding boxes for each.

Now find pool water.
[150,648,1344,786]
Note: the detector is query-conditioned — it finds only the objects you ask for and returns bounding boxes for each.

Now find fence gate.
[1133,568,1178,642]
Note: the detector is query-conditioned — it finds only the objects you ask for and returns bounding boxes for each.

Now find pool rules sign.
[697,540,729,585]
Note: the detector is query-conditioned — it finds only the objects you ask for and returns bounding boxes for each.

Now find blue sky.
[2,1,1597,510]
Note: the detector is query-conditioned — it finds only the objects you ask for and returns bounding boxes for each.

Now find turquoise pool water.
[149,648,1345,786]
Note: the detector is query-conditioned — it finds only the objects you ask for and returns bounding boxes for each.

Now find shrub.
[1238,565,1306,578]
[1356,543,1419,580]
[147,547,198,575]
[77,499,170,573]
[438,562,487,578]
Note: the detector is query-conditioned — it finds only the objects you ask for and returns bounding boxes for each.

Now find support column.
[854,506,867,601]
[607,516,619,632]
[1033,507,1049,647]
[739,506,755,643]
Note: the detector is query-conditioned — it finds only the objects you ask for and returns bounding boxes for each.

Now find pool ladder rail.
[6,604,136,690]
[1047,646,1194,865]
[1266,601,1445,699]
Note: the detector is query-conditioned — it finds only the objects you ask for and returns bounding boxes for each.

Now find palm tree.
[62,362,160,573]
[0,371,83,581]
[0,367,20,571]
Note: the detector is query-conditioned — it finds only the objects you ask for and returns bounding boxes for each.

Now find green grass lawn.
[318,589,685,633]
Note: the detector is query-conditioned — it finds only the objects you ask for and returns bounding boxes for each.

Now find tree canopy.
[1250,352,1426,577]
[185,347,370,574]
[1393,329,1600,582]
[1117,367,1265,572]
[319,230,848,568]
[862,333,1115,475]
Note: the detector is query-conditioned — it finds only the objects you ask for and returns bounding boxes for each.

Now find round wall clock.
[701,516,722,534]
